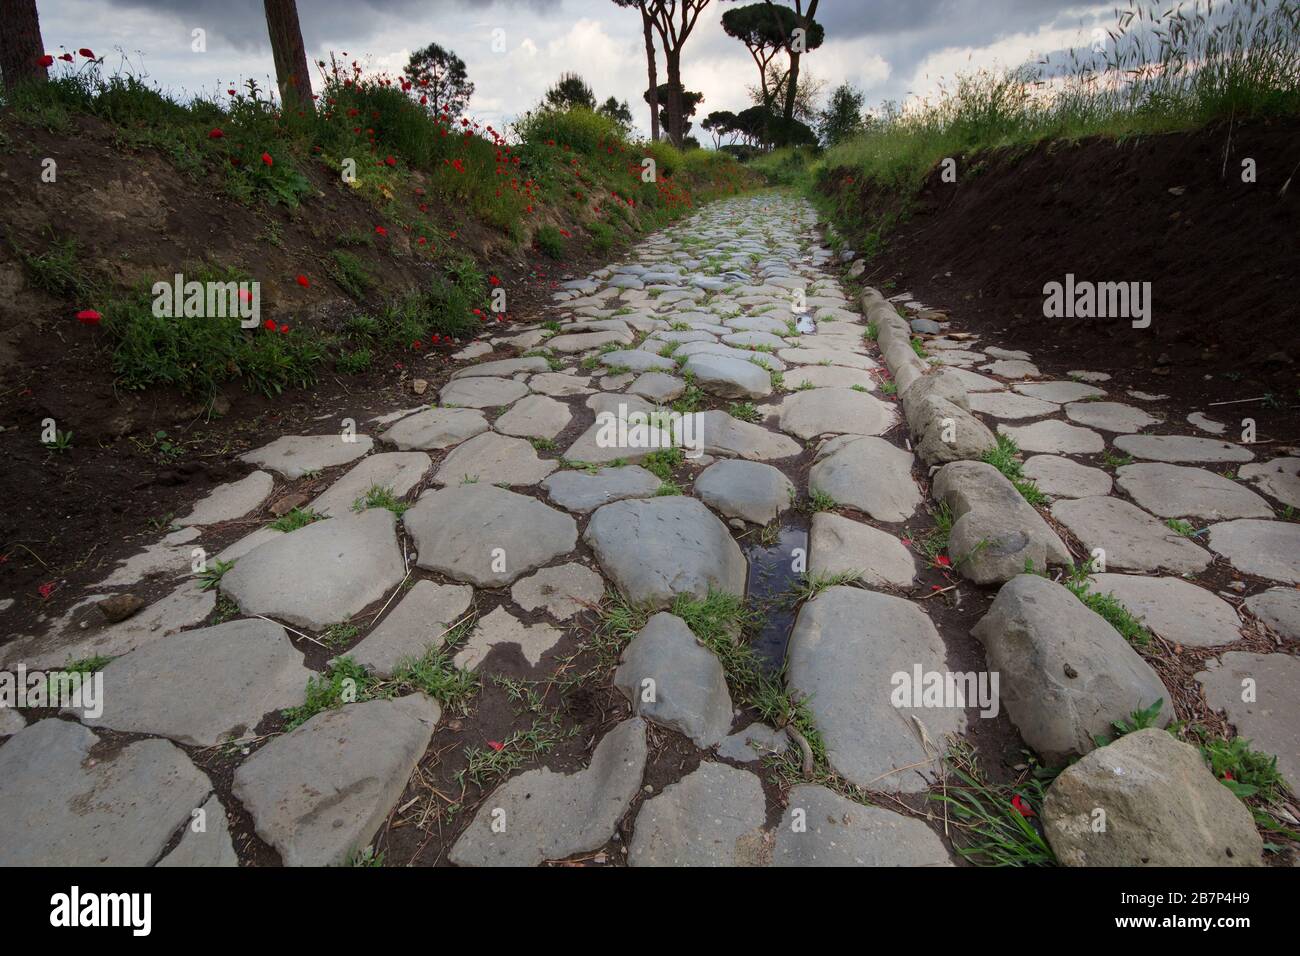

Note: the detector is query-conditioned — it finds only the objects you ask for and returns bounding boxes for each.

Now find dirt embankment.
[818,118,1300,409]
[0,112,635,627]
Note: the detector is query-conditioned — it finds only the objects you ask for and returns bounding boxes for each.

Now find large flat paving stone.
[1051,496,1211,574]
[1088,573,1241,647]
[309,451,430,516]
[1113,434,1254,463]
[453,606,562,671]
[584,497,747,608]
[233,694,440,866]
[242,434,374,479]
[81,618,312,746]
[967,391,1059,420]
[1206,519,1300,583]
[452,356,551,378]
[629,372,686,403]
[614,612,733,748]
[808,435,921,522]
[784,365,877,390]
[540,465,662,513]
[450,718,647,867]
[687,410,801,460]
[345,581,473,677]
[1063,401,1159,433]
[1239,456,1300,508]
[787,587,964,792]
[379,407,488,450]
[1244,588,1300,639]
[599,350,677,373]
[808,512,916,589]
[1023,455,1112,498]
[0,719,211,866]
[433,432,556,486]
[511,563,604,620]
[778,347,875,370]
[997,420,1104,455]
[156,794,238,867]
[778,387,896,439]
[682,354,773,399]
[1116,463,1272,520]
[221,509,406,631]
[439,376,530,409]
[561,419,675,465]
[405,484,577,586]
[773,784,953,867]
[972,574,1173,762]
[528,371,594,397]
[693,459,794,524]
[628,762,767,867]
[493,394,572,440]
[1042,729,1262,866]
[178,470,273,525]
[1013,381,1105,403]
[1196,651,1300,793]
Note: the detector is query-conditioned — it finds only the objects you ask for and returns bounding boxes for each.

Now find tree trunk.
[665,52,684,148]
[640,4,660,142]
[784,0,817,121]
[0,0,48,90]
[263,0,313,112]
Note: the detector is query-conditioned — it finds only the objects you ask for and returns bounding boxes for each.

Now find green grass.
[727,401,761,423]
[269,507,324,532]
[351,485,410,517]
[1165,517,1198,537]
[980,433,1048,506]
[1063,567,1153,647]
[931,739,1057,866]
[328,249,374,299]
[642,447,684,481]
[806,489,836,512]
[196,558,234,591]
[533,224,566,259]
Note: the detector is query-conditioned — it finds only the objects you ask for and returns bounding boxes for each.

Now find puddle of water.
[741,518,809,675]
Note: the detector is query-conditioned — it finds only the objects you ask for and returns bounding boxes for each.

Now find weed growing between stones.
[643,447,685,481]
[805,489,837,513]
[196,558,235,591]
[931,738,1058,867]
[980,433,1048,506]
[269,507,325,532]
[352,485,411,517]
[727,401,761,423]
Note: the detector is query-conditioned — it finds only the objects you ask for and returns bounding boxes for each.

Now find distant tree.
[818,82,866,145]
[645,0,712,147]
[702,109,740,147]
[779,0,821,122]
[262,0,314,111]
[598,95,635,132]
[404,41,474,117]
[545,72,598,110]
[0,0,48,90]
[612,0,660,141]
[720,2,801,110]
[654,82,703,139]
[748,61,823,124]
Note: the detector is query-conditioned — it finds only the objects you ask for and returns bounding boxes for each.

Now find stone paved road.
[0,194,1292,867]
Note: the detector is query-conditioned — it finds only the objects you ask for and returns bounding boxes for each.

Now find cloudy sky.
[34,0,1124,135]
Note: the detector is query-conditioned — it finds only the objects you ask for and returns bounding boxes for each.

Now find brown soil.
[819,116,1300,420]
[0,111,633,639]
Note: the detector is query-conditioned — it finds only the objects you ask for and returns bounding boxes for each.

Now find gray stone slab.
[221,509,406,631]
[434,432,557,486]
[1207,519,1300,583]
[157,794,238,867]
[584,497,747,608]
[808,435,921,522]
[1022,455,1113,498]
[406,483,577,586]
[451,718,647,867]
[1116,463,1272,520]
[1051,496,1212,574]
[1064,401,1160,433]
[453,606,563,671]
[494,394,573,440]
[787,587,964,792]
[241,434,374,479]
[233,694,440,866]
[1239,456,1300,508]
[1089,573,1241,648]
[778,387,896,439]
[439,376,529,409]
[629,762,767,867]
[309,452,430,516]
[81,618,311,746]
[1196,651,1300,794]
[540,465,662,513]
[1113,434,1254,464]
[1243,588,1300,640]
[808,512,916,589]
[998,420,1104,455]
[773,785,953,867]
[178,471,274,525]
[345,581,473,677]
[0,719,211,866]
[379,407,488,451]
[694,459,794,524]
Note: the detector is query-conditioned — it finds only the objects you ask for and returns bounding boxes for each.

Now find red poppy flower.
[487,741,504,752]
[374,225,387,237]
[935,555,951,567]
[489,275,500,286]
[296,274,310,287]
[1011,794,1036,818]
[384,155,396,166]
[263,319,277,331]
[76,309,102,325]
[38,54,54,68]
[261,152,273,167]
[38,581,57,600]
[279,324,289,334]
[227,89,237,96]
[58,53,73,62]
[79,48,95,58]
[208,128,224,139]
